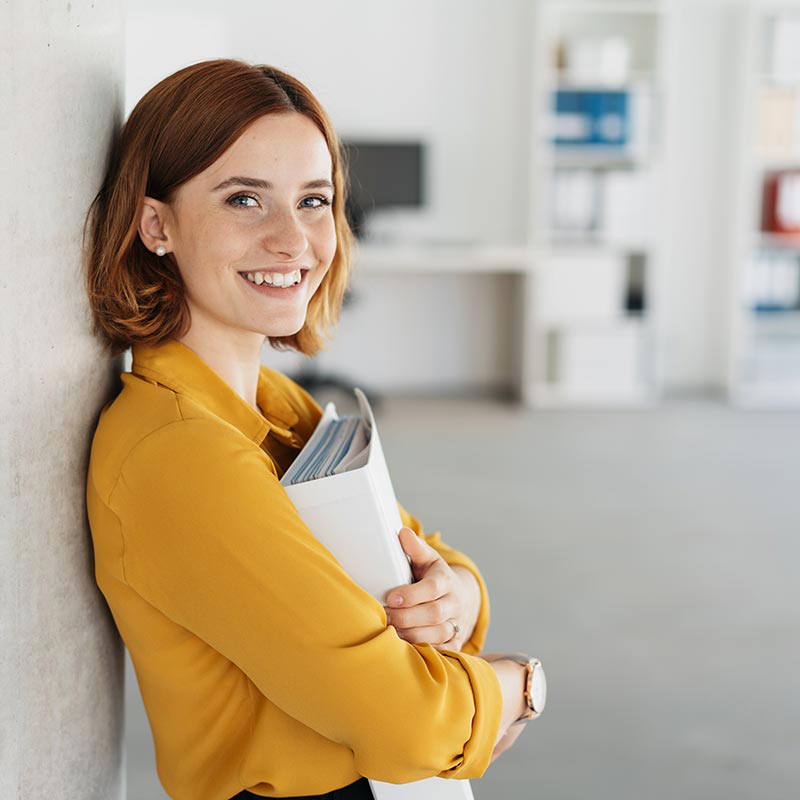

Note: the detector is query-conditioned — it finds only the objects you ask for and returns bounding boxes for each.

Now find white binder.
[281,389,475,800]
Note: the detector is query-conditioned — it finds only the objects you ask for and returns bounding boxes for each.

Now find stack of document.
[281,388,412,600]
[280,389,475,800]
[282,407,370,484]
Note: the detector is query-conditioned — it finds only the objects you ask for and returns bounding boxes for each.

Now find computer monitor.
[342,140,426,237]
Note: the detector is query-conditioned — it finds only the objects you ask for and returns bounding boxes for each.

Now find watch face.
[531,662,547,713]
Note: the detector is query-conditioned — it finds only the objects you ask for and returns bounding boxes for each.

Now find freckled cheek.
[314,219,338,267]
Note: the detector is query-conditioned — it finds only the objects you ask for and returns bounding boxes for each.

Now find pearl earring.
[155,245,167,256]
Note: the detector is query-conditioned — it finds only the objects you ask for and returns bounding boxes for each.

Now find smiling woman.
[84,60,350,366]
[82,59,540,800]
[136,112,339,375]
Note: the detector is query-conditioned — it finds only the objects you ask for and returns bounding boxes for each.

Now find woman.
[84,59,543,800]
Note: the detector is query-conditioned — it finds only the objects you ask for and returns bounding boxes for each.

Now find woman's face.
[150,112,337,348]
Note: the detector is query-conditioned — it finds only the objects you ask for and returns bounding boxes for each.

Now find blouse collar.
[131,339,300,447]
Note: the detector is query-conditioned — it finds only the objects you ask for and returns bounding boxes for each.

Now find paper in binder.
[280,388,412,600]
[281,389,475,800]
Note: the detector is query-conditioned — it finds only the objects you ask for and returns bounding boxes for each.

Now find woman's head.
[84,59,352,356]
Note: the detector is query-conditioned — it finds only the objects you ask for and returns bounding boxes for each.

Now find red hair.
[83,59,352,356]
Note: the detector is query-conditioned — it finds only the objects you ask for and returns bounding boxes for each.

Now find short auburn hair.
[83,59,353,357]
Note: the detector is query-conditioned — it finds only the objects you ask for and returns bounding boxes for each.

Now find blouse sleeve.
[109,419,502,783]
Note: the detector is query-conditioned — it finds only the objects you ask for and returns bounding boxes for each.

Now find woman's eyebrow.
[212,176,334,192]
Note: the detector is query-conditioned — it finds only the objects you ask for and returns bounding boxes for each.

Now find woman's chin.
[257,314,308,340]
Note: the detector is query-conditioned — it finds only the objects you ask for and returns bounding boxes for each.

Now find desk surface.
[352,242,536,274]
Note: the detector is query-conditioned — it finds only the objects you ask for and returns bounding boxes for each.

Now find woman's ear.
[138,197,172,255]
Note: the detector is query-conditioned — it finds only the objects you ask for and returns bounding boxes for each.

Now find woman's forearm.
[487,658,528,743]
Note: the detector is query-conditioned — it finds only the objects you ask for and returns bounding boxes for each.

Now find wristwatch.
[504,653,547,724]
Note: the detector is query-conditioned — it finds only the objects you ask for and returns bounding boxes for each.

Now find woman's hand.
[384,527,480,651]
[490,721,526,763]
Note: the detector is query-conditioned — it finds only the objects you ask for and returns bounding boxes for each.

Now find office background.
[2,1,798,798]
[122,1,800,797]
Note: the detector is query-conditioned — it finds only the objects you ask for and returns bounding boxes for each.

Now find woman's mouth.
[240,268,303,288]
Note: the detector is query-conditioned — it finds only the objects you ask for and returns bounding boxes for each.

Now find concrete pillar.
[0,1,126,797]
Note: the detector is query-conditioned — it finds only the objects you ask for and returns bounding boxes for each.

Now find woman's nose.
[261,208,308,260]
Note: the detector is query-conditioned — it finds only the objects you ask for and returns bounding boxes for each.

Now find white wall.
[125,0,531,245]
[124,0,745,394]
[657,0,738,391]
[0,1,126,797]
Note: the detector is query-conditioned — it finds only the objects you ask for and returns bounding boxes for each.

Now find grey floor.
[126,396,800,799]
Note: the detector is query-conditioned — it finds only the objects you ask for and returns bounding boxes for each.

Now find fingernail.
[389,595,403,606]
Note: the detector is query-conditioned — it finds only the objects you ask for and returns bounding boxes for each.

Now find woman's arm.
[110,419,504,783]
[486,659,528,740]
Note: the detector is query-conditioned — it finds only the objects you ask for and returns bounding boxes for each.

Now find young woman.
[84,59,543,800]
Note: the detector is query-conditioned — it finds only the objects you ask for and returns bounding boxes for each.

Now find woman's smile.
[238,267,310,293]
[145,112,337,349]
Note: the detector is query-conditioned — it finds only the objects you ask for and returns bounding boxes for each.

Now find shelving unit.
[727,0,800,406]
[522,0,672,406]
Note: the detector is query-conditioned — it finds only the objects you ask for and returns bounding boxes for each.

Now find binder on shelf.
[552,169,600,234]
[561,35,631,88]
[769,15,800,83]
[552,89,629,148]
[535,251,628,326]
[757,85,798,159]
[762,170,800,234]
[281,389,475,800]
[745,251,800,313]
[600,170,653,247]
[548,320,646,399]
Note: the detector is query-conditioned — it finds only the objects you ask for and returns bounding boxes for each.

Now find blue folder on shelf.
[552,89,630,147]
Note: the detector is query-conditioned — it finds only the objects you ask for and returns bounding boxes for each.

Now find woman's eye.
[300,195,332,210]
[227,193,260,208]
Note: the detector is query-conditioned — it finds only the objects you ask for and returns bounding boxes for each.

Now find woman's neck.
[177,327,267,412]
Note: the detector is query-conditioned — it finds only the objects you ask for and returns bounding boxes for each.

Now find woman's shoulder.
[88,370,264,504]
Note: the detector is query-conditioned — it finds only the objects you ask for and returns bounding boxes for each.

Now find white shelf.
[728,4,800,406]
[749,310,800,331]
[731,382,800,408]
[546,1,667,17]
[538,237,651,256]
[524,0,670,407]
[755,156,800,170]
[526,383,658,408]
[547,74,658,91]
[753,231,800,250]
[550,148,649,169]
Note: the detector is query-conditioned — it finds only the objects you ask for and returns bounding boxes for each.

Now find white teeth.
[243,269,302,287]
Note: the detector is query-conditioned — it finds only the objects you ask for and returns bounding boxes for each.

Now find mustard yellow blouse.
[86,339,502,799]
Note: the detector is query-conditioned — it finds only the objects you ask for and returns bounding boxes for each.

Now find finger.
[385,530,446,607]
[385,561,452,609]
[397,526,440,571]
[384,596,456,630]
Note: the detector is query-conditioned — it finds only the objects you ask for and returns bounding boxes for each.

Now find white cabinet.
[727,0,800,406]
[523,0,673,406]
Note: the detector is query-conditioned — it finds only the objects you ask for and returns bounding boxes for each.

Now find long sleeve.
[109,418,502,784]
[397,504,491,655]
